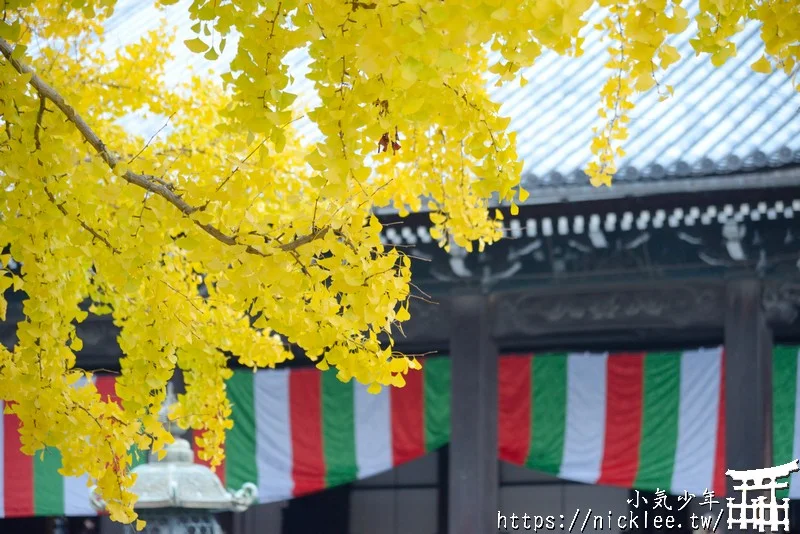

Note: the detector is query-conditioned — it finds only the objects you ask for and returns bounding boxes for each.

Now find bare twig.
[288,250,311,276]
[30,94,120,253]
[409,281,433,301]
[75,368,120,375]
[160,280,204,313]
[215,139,265,193]
[129,112,176,166]
[408,294,438,305]
[43,184,121,254]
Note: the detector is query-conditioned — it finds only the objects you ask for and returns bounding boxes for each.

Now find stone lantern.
[90,385,257,533]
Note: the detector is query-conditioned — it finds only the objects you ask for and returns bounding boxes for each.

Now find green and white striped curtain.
[772,345,800,499]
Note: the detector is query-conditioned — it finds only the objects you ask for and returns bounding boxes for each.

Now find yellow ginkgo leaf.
[751,55,773,74]
[184,38,208,53]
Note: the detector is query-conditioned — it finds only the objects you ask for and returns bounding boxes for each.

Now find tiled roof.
[98,0,800,196]
[494,0,800,191]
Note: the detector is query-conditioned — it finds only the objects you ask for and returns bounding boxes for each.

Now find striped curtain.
[0,357,451,518]
[498,347,728,497]
[6,345,800,518]
[0,375,146,518]
[192,357,451,503]
[773,345,800,499]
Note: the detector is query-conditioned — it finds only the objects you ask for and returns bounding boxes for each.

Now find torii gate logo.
[726,459,799,531]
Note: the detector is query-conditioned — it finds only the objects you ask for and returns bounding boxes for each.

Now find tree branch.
[33,94,46,150]
[43,183,121,254]
[30,93,120,254]
[0,38,330,258]
[129,111,176,167]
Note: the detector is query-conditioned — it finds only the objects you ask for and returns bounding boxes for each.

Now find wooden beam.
[723,279,773,532]
[492,280,726,350]
[448,293,498,534]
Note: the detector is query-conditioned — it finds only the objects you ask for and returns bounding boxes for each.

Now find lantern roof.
[90,385,257,514]
[123,437,256,512]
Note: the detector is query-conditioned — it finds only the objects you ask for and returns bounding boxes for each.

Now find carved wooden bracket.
[763,281,800,325]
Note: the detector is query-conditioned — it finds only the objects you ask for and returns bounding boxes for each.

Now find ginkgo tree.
[0,0,797,526]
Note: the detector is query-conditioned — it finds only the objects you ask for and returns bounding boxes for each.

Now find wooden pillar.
[448,293,498,534]
[437,445,450,534]
[723,279,773,531]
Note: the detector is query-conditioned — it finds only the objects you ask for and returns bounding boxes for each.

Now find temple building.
[1,0,800,532]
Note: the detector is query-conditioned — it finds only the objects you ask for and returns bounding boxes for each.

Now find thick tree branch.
[0,37,330,258]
